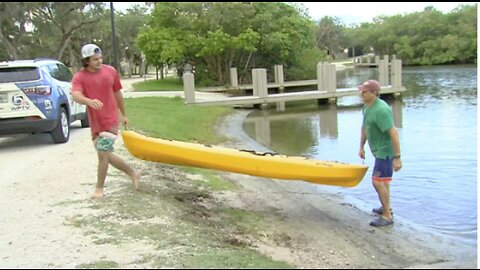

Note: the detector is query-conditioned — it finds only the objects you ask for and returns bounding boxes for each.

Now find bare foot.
[131,172,140,191]
[91,188,104,199]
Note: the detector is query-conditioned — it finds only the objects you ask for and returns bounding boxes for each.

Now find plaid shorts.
[94,131,117,152]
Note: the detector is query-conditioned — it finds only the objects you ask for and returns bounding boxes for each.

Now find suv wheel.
[80,113,90,128]
[50,107,70,143]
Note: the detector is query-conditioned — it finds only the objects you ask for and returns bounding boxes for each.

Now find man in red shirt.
[72,44,139,198]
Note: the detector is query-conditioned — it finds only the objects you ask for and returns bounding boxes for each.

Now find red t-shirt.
[72,65,122,138]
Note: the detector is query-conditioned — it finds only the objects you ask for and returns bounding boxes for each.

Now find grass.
[76,261,119,269]
[124,96,232,144]
[176,247,293,269]
[221,207,265,234]
[180,167,238,192]
[132,77,183,91]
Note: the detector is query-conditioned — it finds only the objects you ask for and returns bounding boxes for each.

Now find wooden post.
[317,62,324,91]
[326,63,336,104]
[253,68,268,109]
[391,59,402,90]
[326,64,336,94]
[259,69,268,98]
[183,71,195,104]
[375,55,380,65]
[274,65,284,85]
[252,69,260,97]
[378,59,388,86]
[230,67,238,87]
[385,56,390,86]
[367,55,371,65]
[274,65,285,111]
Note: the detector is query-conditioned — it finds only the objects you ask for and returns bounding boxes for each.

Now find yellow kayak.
[122,131,368,187]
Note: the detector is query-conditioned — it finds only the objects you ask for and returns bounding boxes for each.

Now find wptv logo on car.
[11,94,31,111]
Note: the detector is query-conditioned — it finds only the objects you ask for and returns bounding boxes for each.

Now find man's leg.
[373,180,392,220]
[370,157,394,226]
[93,151,110,198]
[107,152,140,190]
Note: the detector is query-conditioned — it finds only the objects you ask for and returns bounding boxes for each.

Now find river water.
[243,65,477,249]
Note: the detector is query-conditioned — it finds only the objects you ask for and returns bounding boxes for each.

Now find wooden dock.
[197,79,318,93]
[353,54,397,68]
[193,86,405,106]
[183,58,405,110]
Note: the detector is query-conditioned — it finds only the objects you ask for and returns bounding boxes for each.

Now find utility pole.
[110,2,118,71]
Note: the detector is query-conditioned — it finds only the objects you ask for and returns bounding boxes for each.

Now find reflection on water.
[245,99,403,147]
[244,109,318,155]
[243,65,477,249]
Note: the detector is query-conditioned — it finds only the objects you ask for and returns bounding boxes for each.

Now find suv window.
[0,67,41,83]
[47,63,68,82]
[57,64,73,82]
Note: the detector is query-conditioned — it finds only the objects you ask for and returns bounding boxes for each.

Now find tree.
[115,5,148,77]
[30,2,104,61]
[138,2,326,85]
[315,16,347,59]
[0,2,36,60]
[345,3,477,65]
[0,2,149,74]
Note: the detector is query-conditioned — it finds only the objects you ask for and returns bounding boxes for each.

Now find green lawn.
[132,77,183,91]
[124,96,232,144]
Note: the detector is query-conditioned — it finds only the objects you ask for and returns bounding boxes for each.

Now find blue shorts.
[372,157,393,182]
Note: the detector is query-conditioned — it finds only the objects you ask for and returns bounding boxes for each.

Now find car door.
[57,64,86,116]
[57,63,87,114]
[47,63,76,116]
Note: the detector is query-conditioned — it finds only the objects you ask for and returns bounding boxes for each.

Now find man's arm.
[114,90,128,127]
[114,90,126,117]
[359,126,367,159]
[72,91,103,110]
[388,127,402,171]
[388,127,401,157]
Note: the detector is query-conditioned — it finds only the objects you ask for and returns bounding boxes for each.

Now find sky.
[112,2,475,25]
[299,2,474,25]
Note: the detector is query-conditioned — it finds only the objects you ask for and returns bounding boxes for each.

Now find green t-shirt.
[363,98,394,159]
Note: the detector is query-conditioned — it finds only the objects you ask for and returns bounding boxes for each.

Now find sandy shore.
[214,110,477,269]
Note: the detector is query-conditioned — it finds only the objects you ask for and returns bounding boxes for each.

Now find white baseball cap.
[81,44,102,59]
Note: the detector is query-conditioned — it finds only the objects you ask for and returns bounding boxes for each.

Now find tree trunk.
[139,60,144,77]
[156,65,159,80]
[57,35,72,60]
[69,45,79,72]
[128,56,133,78]
[55,18,99,60]
[239,51,253,83]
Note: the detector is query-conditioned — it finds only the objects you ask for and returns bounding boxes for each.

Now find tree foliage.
[137,2,326,85]
[0,2,148,73]
[327,4,477,65]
